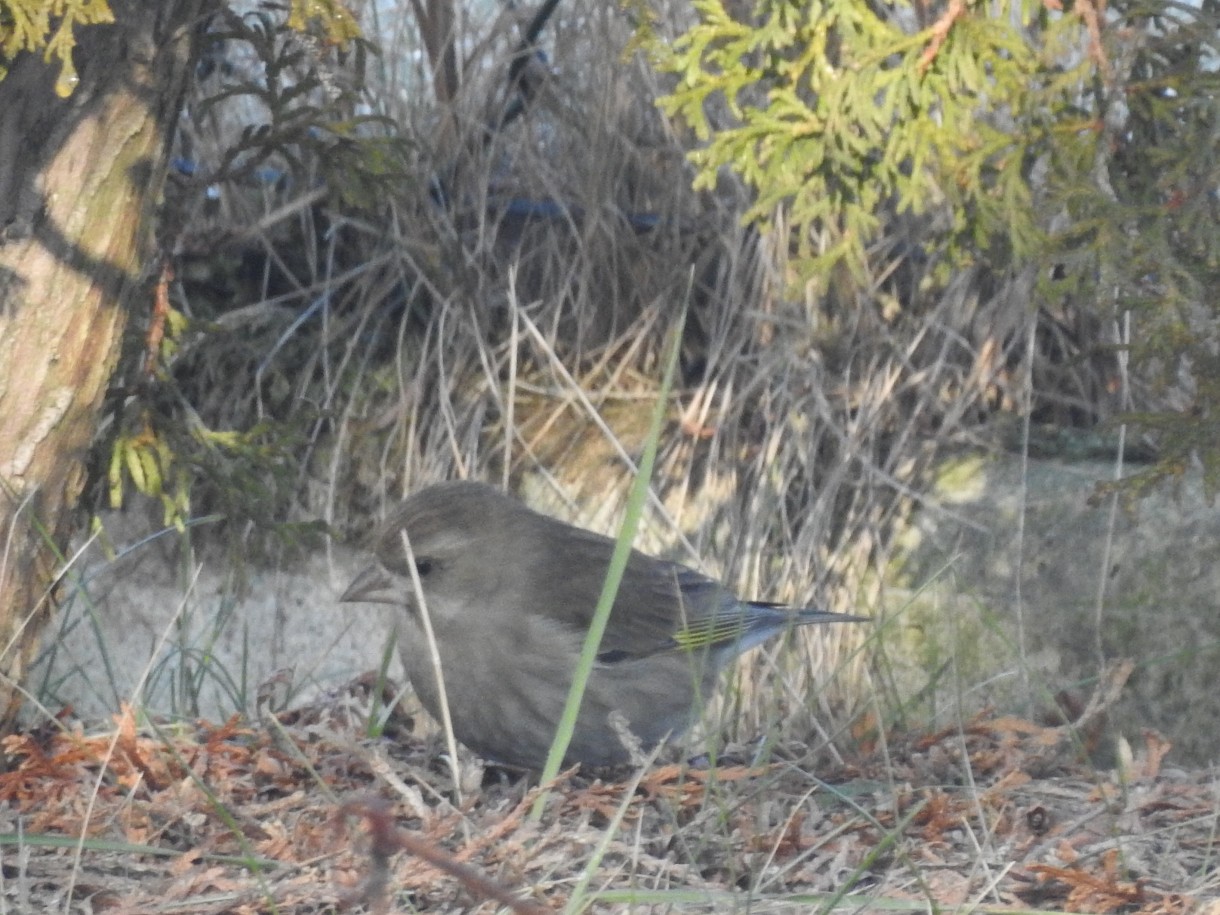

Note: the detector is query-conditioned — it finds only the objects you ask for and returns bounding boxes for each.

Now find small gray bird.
[341,481,864,769]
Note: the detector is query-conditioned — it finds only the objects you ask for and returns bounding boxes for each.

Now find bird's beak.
[339,563,398,604]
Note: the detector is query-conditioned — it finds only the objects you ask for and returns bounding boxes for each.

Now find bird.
[340,481,865,770]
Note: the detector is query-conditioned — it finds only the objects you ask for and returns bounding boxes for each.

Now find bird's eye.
[415,559,434,577]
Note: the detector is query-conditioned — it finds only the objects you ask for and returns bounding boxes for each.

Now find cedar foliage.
[647,0,1220,497]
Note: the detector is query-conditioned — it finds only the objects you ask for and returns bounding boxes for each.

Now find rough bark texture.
[0,1,215,730]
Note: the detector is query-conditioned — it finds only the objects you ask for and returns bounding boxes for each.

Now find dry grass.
[0,678,1211,912]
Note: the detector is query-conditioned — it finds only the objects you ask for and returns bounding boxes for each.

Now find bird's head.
[339,481,533,616]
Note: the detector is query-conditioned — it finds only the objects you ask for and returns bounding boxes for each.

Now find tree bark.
[0,1,216,730]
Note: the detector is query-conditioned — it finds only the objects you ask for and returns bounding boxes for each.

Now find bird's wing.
[523,521,708,661]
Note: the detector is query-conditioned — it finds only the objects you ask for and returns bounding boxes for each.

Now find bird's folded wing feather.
[523,521,716,661]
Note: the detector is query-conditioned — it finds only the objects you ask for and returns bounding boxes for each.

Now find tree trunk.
[0,1,215,731]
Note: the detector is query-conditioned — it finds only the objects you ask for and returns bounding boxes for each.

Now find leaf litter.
[0,672,1215,913]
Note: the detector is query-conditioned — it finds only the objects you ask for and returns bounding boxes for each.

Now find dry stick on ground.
[340,796,551,915]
